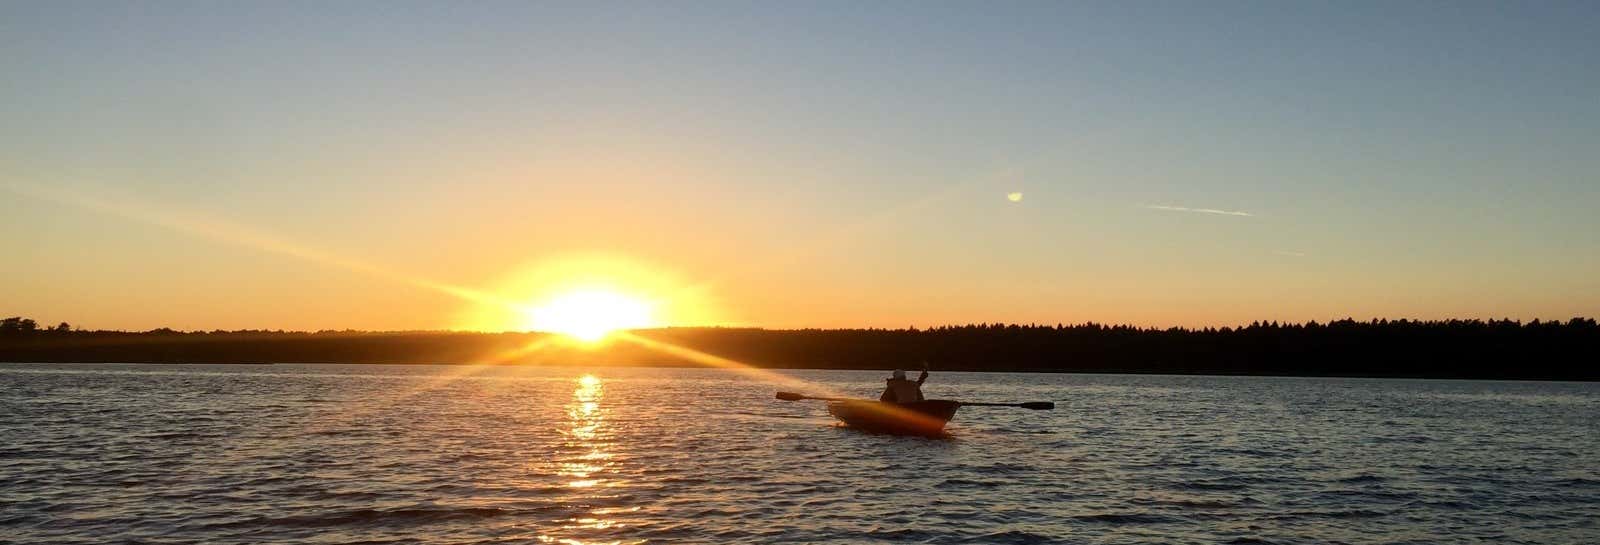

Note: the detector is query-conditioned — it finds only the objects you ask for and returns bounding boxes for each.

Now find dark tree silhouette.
[1,316,1596,380]
[0,317,39,334]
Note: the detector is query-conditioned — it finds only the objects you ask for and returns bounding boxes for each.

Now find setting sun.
[523,289,656,342]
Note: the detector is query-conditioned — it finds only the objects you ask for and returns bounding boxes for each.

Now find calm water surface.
[1,363,1596,544]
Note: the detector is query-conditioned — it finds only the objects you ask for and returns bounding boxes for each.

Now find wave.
[218,506,547,528]
[958,529,1062,544]
[1073,512,1183,524]
[936,478,1011,489]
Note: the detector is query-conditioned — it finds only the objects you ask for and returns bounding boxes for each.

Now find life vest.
[880,378,924,403]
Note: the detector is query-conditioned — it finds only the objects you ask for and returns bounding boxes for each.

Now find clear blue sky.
[3,1,1597,330]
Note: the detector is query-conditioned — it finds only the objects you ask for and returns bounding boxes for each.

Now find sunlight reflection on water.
[545,374,632,545]
[1,364,1597,544]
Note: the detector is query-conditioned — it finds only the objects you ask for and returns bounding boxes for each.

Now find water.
[1,363,1596,544]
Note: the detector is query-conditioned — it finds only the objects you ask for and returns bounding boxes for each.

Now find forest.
[3,316,1596,380]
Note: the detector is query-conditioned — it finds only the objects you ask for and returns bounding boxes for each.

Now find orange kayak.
[826,400,961,436]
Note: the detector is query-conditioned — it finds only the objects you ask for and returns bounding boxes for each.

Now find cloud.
[1141,204,1253,217]
[1273,250,1308,257]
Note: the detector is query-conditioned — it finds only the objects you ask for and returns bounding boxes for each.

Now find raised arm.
[917,362,929,385]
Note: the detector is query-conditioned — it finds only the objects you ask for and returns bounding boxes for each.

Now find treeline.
[2,316,1597,380]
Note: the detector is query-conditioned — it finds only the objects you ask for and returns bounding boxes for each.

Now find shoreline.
[5,320,1597,382]
[3,360,1594,383]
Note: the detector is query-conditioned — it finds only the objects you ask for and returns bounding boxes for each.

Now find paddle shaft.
[960,401,1054,410]
[775,391,868,402]
[784,394,861,402]
[776,392,1052,410]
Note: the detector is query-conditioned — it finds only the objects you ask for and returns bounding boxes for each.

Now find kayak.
[826,399,961,437]
[777,391,1052,436]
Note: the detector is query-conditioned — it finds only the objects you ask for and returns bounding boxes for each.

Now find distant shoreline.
[5,360,1597,383]
[4,319,1597,381]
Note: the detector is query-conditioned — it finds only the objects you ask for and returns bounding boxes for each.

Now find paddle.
[959,401,1055,410]
[775,392,1053,410]
[775,391,858,402]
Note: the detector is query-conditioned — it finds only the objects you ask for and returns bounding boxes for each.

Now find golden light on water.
[566,374,606,442]
[546,373,626,541]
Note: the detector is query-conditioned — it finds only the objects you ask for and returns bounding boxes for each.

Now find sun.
[522,289,656,342]
[454,254,722,333]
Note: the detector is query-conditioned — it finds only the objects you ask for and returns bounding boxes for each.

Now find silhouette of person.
[880,362,929,403]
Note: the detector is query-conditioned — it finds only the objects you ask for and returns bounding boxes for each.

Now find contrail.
[1141,204,1253,217]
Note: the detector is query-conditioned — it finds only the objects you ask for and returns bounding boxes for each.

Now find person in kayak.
[880,362,929,404]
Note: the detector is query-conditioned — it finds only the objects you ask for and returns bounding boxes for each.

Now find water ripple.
[1,363,1597,544]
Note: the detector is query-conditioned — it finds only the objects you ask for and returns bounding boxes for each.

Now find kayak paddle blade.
[775,391,805,401]
[1020,401,1055,410]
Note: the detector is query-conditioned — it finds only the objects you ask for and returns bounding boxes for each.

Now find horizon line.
[7,315,1596,336]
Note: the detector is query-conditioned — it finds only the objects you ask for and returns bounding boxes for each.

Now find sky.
[3,1,1598,331]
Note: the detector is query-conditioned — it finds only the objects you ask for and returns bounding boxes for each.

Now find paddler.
[880,361,929,404]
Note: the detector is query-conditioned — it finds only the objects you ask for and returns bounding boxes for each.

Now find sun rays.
[2,179,856,403]
[2,180,521,315]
